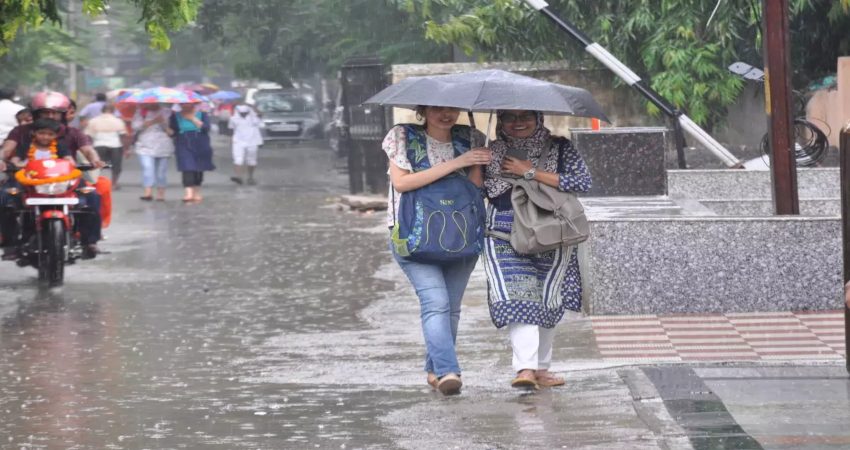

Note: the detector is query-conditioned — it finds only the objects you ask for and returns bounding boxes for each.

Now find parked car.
[252,89,323,142]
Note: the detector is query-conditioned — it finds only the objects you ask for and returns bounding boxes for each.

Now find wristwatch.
[523,168,537,180]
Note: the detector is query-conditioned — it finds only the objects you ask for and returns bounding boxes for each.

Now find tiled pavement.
[591,310,846,362]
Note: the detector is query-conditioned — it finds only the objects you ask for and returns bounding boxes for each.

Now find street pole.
[762,0,799,214]
[841,126,850,374]
[518,0,741,168]
[66,0,77,101]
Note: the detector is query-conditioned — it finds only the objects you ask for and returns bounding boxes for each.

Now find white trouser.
[509,323,556,372]
[232,141,258,166]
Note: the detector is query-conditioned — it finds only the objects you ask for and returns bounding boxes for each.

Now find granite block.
[579,216,843,315]
[572,128,669,196]
[667,168,840,200]
[700,199,840,217]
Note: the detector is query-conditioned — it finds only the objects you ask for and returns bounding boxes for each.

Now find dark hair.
[15,108,31,118]
[69,99,77,110]
[95,93,107,102]
[31,118,62,133]
[0,88,13,100]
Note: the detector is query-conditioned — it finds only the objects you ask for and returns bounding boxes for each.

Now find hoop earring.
[415,112,424,122]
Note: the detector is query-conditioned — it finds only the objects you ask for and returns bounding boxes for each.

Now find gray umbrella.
[364,69,609,122]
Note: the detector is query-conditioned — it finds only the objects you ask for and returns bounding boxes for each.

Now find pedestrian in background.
[133,103,174,201]
[383,105,490,396]
[0,88,25,141]
[483,110,591,390]
[169,102,214,203]
[86,103,129,189]
[77,92,107,128]
[228,104,263,185]
[15,108,33,127]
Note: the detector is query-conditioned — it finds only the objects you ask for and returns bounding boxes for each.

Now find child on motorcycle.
[9,118,72,164]
[1,119,71,259]
[1,118,103,260]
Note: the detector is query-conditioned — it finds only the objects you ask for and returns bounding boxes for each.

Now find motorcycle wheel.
[39,220,65,287]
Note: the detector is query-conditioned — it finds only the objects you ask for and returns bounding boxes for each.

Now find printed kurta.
[484,136,591,329]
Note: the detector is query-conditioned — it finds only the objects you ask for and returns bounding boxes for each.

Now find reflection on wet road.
[0,143,662,449]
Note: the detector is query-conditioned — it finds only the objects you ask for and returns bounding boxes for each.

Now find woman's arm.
[199,112,211,133]
[500,140,591,192]
[390,148,490,192]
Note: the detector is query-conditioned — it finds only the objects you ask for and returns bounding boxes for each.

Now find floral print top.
[381,125,461,227]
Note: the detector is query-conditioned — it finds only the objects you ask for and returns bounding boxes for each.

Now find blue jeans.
[390,241,478,377]
[138,154,169,188]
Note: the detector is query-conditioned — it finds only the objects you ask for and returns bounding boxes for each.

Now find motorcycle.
[2,158,102,286]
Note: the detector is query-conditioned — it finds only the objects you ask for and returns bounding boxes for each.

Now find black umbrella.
[364,69,609,122]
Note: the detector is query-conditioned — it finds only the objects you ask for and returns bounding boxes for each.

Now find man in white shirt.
[85,103,128,187]
[228,104,264,185]
[0,89,25,142]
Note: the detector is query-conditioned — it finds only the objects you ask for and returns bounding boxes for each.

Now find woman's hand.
[501,156,533,176]
[454,148,491,169]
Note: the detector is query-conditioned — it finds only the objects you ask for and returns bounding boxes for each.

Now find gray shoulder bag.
[488,141,589,254]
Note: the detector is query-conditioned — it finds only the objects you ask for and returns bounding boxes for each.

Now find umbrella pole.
[485,111,494,147]
[519,0,741,168]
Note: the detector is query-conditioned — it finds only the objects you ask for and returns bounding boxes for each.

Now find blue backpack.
[391,124,485,263]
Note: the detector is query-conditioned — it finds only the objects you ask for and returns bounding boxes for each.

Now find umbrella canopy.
[178,82,220,95]
[106,88,139,101]
[364,69,608,121]
[118,87,201,104]
[209,90,242,102]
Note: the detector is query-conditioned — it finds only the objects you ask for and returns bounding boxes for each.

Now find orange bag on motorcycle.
[94,176,112,228]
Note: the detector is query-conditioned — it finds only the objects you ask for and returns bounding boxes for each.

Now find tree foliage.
[413,0,850,128]
[0,0,200,53]
[196,0,451,84]
[0,25,82,88]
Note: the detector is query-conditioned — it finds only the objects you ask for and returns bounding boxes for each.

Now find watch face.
[524,170,535,180]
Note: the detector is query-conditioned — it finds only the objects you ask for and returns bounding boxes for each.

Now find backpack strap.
[400,123,473,173]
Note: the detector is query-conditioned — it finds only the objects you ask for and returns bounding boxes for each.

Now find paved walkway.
[589,310,846,362]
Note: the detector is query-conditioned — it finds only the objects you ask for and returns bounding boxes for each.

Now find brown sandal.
[511,369,538,390]
[427,372,438,390]
[536,371,565,387]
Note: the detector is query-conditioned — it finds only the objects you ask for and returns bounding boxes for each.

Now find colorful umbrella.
[119,87,200,104]
[106,88,139,101]
[178,82,220,95]
[209,90,242,102]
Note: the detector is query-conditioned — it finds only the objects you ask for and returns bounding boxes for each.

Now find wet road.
[0,141,657,449]
[5,140,844,449]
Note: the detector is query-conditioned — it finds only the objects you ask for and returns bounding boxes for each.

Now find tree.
[196,0,451,84]
[0,25,82,89]
[0,0,201,53]
[413,0,850,129]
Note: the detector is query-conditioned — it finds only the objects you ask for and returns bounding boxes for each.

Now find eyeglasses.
[499,112,537,123]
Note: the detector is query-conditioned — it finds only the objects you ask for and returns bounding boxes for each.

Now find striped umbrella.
[118,87,200,104]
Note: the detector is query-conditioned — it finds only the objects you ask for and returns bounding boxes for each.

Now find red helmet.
[31,91,71,112]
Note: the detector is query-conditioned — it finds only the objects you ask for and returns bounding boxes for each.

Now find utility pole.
[66,0,77,100]
[762,0,799,214]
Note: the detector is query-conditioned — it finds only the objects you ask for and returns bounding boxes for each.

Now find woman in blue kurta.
[169,104,215,202]
[483,110,591,389]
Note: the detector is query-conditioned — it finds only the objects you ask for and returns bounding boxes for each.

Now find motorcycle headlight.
[34,181,73,195]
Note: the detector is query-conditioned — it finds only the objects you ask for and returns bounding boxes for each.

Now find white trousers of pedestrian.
[509,323,556,372]
[232,141,258,166]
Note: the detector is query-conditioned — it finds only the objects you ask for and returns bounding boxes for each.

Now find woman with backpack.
[483,110,591,390]
[383,105,490,396]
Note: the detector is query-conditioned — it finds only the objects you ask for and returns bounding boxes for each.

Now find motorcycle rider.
[0,91,106,260]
